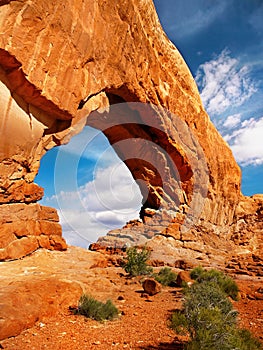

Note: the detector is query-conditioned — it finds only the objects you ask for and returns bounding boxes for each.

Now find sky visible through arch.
[36,0,263,248]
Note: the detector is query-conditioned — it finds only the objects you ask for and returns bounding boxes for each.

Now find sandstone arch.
[0,0,262,269]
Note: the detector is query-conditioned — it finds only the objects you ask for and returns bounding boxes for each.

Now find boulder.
[0,246,119,340]
[176,271,194,287]
[0,277,82,341]
[142,278,162,296]
[0,204,67,260]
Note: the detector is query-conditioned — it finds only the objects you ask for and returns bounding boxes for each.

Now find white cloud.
[44,162,143,248]
[223,114,241,129]
[195,49,257,116]
[79,164,143,212]
[224,116,263,166]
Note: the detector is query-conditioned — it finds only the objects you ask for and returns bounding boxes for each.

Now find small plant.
[123,246,153,277]
[189,266,203,280]
[232,328,263,350]
[170,270,262,350]
[190,266,239,300]
[74,294,119,321]
[171,282,237,338]
[154,267,177,286]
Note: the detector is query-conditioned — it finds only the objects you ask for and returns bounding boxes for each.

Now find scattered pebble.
[59,332,67,336]
[93,341,101,345]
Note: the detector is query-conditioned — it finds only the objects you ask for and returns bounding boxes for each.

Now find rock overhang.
[0,0,261,266]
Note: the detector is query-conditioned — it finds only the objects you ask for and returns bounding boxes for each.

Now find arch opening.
[86,92,195,217]
[35,89,198,248]
[35,125,143,248]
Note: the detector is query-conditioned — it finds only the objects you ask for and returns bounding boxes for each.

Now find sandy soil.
[0,248,262,349]
[1,275,262,350]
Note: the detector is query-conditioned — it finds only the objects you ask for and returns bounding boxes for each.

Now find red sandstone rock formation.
[0,203,66,260]
[0,0,262,266]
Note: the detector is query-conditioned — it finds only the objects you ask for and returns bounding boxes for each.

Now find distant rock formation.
[0,0,262,269]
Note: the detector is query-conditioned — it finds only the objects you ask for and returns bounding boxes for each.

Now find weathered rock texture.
[0,203,67,261]
[0,247,111,340]
[0,0,262,266]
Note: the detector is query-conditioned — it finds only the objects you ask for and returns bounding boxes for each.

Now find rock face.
[0,203,67,261]
[0,276,82,340]
[0,247,112,340]
[0,0,262,264]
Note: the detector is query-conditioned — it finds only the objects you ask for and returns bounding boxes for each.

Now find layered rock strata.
[0,203,66,261]
[0,0,262,264]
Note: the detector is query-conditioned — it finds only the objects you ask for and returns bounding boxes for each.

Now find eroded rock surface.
[0,247,111,340]
[0,0,262,264]
[0,203,66,261]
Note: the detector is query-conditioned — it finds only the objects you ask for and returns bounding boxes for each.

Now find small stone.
[176,271,194,287]
[142,278,162,296]
[140,293,149,298]
[255,292,263,300]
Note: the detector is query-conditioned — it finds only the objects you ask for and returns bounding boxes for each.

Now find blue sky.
[36,0,263,247]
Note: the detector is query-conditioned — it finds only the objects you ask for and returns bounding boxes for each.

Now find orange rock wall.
[0,0,261,261]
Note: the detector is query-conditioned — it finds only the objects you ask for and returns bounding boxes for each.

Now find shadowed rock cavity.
[86,93,194,215]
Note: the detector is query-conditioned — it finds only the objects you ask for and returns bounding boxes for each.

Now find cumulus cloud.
[45,162,142,248]
[224,116,263,166]
[195,49,257,116]
[223,114,242,129]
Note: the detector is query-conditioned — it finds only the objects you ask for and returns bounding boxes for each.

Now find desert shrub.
[154,267,177,286]
[75,294,119,321]
[171,282,237,338]
[190,266,239,300]
[183,282,236,318]
[230,328,263,350]
[185,329,263,350]
[189,266,203,280]
[170,279,262,349]
[123,246,153,277]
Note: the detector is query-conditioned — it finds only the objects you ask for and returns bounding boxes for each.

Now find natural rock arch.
[0,0,262,268]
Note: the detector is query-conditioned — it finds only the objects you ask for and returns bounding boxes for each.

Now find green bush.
[190,266,239,300]
[153,267,177,286]
[189,266,203,280]
[171,282,237,340]
[123,246,153,277]
[75,294,119,321]
[231,328,263,350]
[170,274,262,350]
[183,282,236,319]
